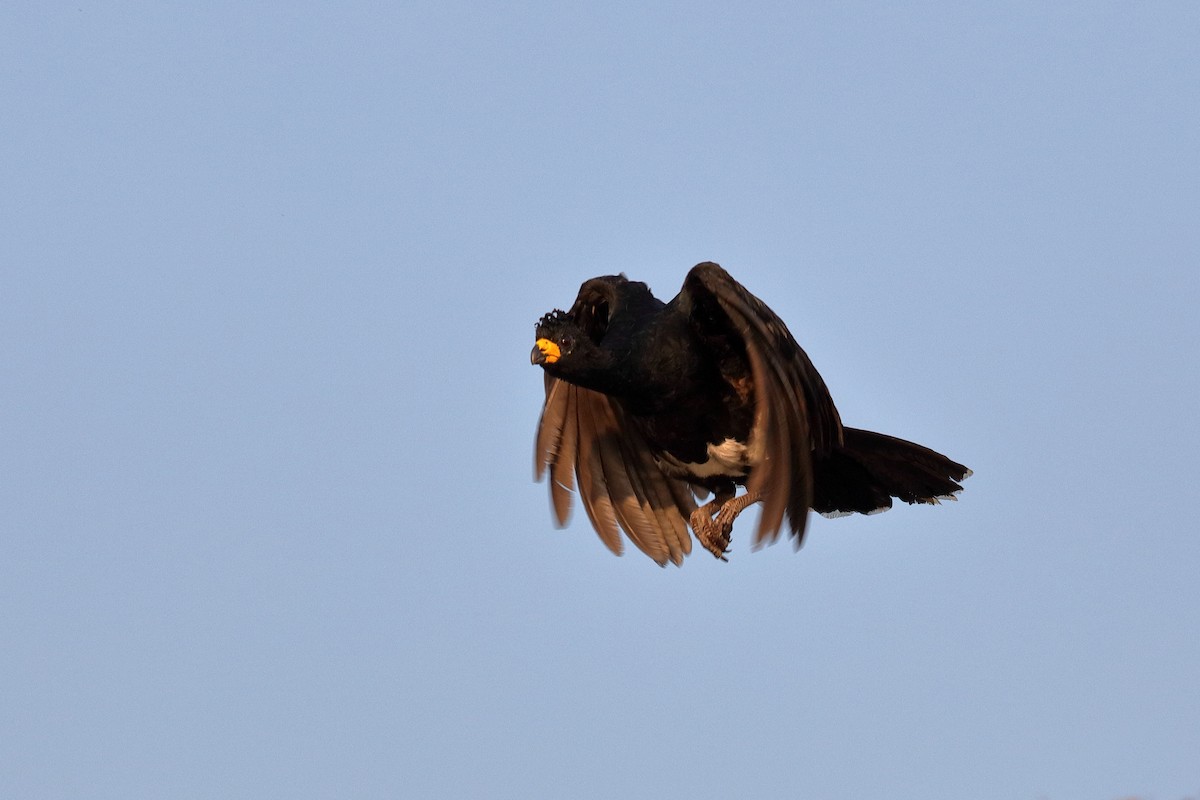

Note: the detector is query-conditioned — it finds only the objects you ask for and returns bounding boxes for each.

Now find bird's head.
[531,278,629,394]
[531,309,585,370]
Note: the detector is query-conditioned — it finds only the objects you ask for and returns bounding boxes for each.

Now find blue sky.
[3,3,1198,798]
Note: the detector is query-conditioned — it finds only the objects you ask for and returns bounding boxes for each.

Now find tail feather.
[812,427,971,517]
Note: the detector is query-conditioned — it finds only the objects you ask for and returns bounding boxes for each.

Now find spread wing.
[535,374,696,566]
[681,262,843,548]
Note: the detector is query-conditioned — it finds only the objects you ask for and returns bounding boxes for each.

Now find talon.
[686,489,765,561]
[690,495,733,560]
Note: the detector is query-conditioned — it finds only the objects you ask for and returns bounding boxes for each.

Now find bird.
[531,261,971,566]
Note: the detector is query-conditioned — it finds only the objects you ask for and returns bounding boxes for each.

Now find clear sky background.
[3,3,1198,799]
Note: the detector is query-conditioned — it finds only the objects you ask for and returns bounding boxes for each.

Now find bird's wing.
[681,262,843,549]
[535,374,696,566]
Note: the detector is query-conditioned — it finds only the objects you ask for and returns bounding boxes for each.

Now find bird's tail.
[811,427,971,517]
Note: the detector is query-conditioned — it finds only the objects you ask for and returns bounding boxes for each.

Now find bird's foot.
[713,490,762,535]
[689,490,764,561]
[689,493,734,561]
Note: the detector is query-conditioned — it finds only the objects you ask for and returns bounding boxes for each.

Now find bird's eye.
[560,335,574,352]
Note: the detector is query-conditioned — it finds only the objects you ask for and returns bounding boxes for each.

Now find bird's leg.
[690,490,765,560]
[689,489,735,561]
[713,490,763,536]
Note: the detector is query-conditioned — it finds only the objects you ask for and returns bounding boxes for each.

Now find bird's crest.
[535,309,571,340]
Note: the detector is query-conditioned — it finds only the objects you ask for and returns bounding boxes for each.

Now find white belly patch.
[657,438,755,479]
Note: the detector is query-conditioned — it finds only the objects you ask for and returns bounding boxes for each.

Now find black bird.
[531,262,970,566]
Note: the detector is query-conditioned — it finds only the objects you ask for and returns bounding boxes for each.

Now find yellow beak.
[531,338,561,365]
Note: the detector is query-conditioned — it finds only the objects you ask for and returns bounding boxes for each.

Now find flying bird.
[531,262,970,565]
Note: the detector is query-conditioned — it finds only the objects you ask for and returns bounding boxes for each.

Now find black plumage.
[531,262,971,565]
